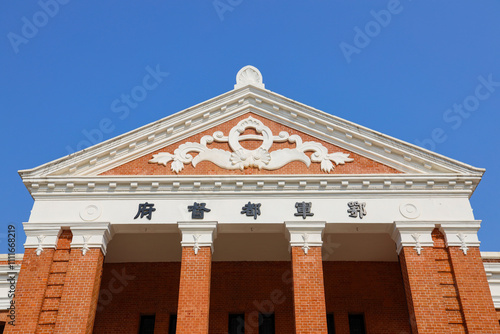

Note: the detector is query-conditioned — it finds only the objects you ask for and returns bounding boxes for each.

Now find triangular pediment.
[100,113,400,176]
[19,66,484,183]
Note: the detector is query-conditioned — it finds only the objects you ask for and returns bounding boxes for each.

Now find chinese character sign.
[188,202,211,219]
[294,201,314,219]
[134,202,156,220]
[241,202,261,220]
[347,201,367,219]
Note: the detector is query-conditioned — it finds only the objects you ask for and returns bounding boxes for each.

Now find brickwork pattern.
[36,230,72,334]
[92,260,412,333]
[323,261,412,334]
[448,246,500,333]
[54,247,104,334]
[93,262,181,334]
[101,113,401,176]
[291,247,328,333]
[399,245,450,333]
[4,248,55,334]
[209,262,294,334]
[176,246,212,334]
[432,229,467,333]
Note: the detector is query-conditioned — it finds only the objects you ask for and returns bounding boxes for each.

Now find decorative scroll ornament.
[81,235,91,256]
[301,233,310,255]
[36,235,45,256]
[411,233,422,255]
[149,116,354,173]
[457,233,469,255]
[193,234,201,255]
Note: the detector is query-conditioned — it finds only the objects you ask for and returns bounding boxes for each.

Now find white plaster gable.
[19,66,484,187]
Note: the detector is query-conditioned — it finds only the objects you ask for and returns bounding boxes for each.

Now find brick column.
[286,222,328,334]
[4,224,60,334]
[392,222,449,333]
[176,222,217,334]
[54,223,111,334]
[441,223,500,333]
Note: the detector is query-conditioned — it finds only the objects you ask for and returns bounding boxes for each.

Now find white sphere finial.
[234,65,265,89]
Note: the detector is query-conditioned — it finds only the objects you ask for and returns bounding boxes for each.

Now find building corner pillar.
[285,221,328,334]
[176,222,217,334]
[391,222,448,333]
[440,222,500,333]
[4,224,61,334]
[54,223,112,334]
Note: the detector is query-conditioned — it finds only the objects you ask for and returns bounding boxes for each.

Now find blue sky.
[1,1,499,252]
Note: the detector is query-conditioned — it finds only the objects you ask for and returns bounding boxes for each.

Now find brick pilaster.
[291,246,328,333]
[4,248,55,334]
[448,246,500,333]
[176,246,212,334]
[399,246,449,333]
[54,247,104,334]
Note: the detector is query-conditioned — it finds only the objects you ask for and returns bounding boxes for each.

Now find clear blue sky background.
[1,1,499,253]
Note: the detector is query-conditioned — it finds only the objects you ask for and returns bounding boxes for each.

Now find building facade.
[7,66,500,333]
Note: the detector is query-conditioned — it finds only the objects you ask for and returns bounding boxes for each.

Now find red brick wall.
[101,113,400,176]
[209,262,294,334]
[448,246,500,333]
[4,248,55,334]
[177,247,212,334]
[54,248,104,334]
[399,244,450,333]
[93,260,410,333]
[323,261,412,334]
[291,247,328,333]
[93,262,180,334]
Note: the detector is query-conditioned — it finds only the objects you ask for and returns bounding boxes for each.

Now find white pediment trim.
[19,76,484,185]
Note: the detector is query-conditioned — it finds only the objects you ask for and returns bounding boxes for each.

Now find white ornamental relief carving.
[149,116,354,173]
[411,233,422,255]
[36,235,45,256]
[457,233,469,255]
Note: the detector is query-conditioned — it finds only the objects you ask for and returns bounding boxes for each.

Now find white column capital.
[23,223,62,255]
[70,222,113,256]
[178,221,217,254]
[285,221,326,255]
[439,220,481,255]
[391,221,436,255]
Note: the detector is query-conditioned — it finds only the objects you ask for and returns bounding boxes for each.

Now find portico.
[9,66,499,333]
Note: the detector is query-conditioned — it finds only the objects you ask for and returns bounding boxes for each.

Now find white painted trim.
[439,221,481,255]
[391,221,436,255]
[23,223,62,255]
[70,222,112,256]
[178,221,217,254]
[482,252,500,260]
[0,254,23,261]
[483,262,500,308]
[22,174,481,199]
[285,221,325,255]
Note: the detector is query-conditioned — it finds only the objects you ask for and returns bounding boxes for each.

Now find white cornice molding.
[24,223,62,255]
[285,221,325,255]
[70,222,112,256]
[21,174,480,199]
[439,221,481,255]
[391,221,436,255]
[18,81,484,183]
[178,221,217,254]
